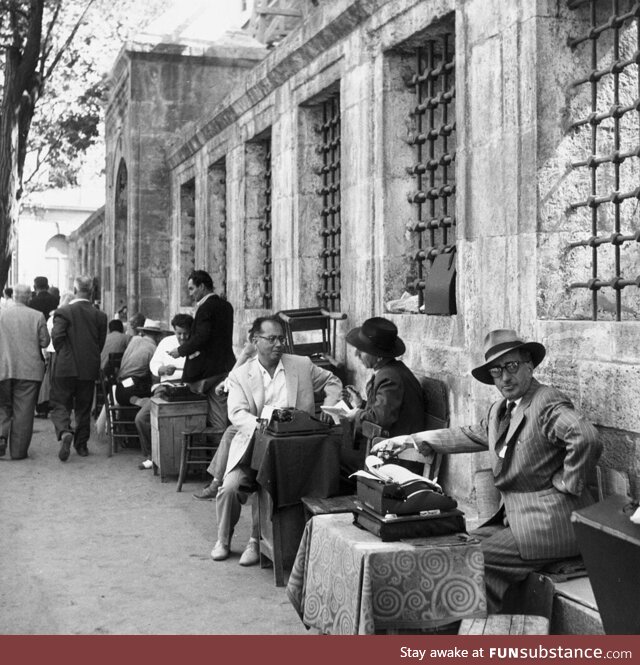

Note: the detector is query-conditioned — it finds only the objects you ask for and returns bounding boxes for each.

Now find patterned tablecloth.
[286,513,486,634]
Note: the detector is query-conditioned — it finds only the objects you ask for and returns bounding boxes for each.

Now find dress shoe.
[0,437,6,457]
[238,540,260,567]
[76,447,89,457]
[193,479,221,500]
[211,540,230,561]
[58,432,73,462]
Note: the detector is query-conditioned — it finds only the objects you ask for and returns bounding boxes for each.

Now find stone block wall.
[149,0,640,515]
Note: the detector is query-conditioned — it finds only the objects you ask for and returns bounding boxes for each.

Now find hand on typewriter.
[370,436,414,461]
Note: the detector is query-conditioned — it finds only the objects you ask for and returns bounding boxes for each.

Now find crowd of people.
[0,268,603,616]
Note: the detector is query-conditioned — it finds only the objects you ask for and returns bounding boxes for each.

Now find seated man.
[134,313,194,470]
[100,319,129,370]
[115,319,166,406]
[372,329,601,614]
[211,315,342,567]
[340,317,426,477]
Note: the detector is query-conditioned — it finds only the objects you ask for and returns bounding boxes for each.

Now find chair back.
[276,307,346,359]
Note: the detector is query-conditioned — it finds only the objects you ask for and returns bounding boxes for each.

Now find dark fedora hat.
[345,317,406,358]
[472,329,546,385]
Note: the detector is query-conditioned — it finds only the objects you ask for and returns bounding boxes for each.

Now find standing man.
[0,284,50,459]
[50,275,107,462]
[168,270,235,443]
[211,316,342,567]
[372,329,601,613]
[28,276,58,319]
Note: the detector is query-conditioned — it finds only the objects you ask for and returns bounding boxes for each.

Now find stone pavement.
[0,417,307,635]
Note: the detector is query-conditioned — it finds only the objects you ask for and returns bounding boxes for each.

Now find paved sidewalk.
[0,418,307,635]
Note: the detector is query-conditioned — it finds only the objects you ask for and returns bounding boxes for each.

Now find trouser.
[50,376,95,451]
[134,397,152,458]
[187,374,229,433]
[0,379,40,459]
[216,464,259,544]
[470,523,559,613]
[206,425,237,480]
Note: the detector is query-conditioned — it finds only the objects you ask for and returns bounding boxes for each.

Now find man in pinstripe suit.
[372,329,601,613]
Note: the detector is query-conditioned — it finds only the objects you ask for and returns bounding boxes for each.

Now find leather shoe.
[58,432,73,462]
[193,480,221,500]
[238,540,260,567]
[76,447,88,457]
[211,540,230,561]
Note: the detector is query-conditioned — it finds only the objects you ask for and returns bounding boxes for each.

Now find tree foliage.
[0,0,173,288]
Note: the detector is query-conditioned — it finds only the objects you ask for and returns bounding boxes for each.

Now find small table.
[286,513,486,634]
[150,397,209,481]
[250,427,341,586]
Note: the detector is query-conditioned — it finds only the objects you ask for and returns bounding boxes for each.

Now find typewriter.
[264,407,331,436]
[158,382,206,402]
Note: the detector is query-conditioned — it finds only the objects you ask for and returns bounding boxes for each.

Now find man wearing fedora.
[50,275,108,461]
[341,317,425,476]
[372,329,601,613]
[115,318,167,406]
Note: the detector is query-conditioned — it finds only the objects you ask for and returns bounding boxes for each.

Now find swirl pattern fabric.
[286,514,486,634]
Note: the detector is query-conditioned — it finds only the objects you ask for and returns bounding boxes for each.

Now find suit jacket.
[178,294,235,383]
[28,291,59,319]
[0,303,50,381]
[224,354,343,474]
[52,300,108,381]
[412,379,601,560]
[357,359,426,436]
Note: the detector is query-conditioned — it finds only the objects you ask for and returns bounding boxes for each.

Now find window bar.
[406,35,456,312]
[567,0,640,320]
[261,143,272,309]
[316,95,341,311]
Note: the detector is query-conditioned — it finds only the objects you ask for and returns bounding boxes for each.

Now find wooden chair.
[100,369,140,457]
[176,427,220,492]
[276,307,347,381]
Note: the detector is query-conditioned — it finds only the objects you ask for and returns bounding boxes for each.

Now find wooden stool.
[177,428,219,492]
[459,615,550,635]
[301,495,357,521]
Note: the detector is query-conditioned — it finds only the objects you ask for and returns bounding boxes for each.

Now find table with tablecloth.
[286,513,486,634]
[250,427,342,585]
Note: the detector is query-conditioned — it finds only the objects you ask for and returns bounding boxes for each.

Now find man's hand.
[318,411,334,424]
[342,385,363,408]
[158,364,176,377]
[370,436,414,460]
[167,348,180,359]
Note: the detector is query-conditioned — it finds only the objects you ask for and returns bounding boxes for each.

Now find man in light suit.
[211,316,342,567]
[0,284,50,459]
[373,329,601,613]
[50,275,107,462]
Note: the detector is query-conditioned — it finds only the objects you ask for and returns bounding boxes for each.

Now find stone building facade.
[92,0,640,516]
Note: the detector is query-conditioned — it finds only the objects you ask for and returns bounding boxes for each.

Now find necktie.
[495,401,515,458]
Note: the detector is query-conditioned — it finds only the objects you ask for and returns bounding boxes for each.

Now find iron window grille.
[567,0,640,320]
[315,94,341,312]
[261,142,273,309]
[405,34,457,314]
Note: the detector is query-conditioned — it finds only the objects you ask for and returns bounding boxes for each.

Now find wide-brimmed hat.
[345,317,406,358]
[472,329,546,385]
[139,319,166,334]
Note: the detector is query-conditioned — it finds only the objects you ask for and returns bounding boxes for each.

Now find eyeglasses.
[256,335,286,345]
[488,361,529,378]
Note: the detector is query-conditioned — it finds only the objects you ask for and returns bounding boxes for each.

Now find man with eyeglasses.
[210,315,342,567]
[372,329,601,614]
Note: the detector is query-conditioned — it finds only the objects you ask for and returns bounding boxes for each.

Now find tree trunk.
[0,47,21,290]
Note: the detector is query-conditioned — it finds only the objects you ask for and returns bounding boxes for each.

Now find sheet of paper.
[320,399,356,425]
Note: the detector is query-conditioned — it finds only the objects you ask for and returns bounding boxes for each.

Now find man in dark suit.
[50,275,107,461]
[373,329,601,613]
[168,270,235,438]
[28,276,58,319]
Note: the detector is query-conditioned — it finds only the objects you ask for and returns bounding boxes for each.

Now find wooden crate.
[150,397,208,482]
